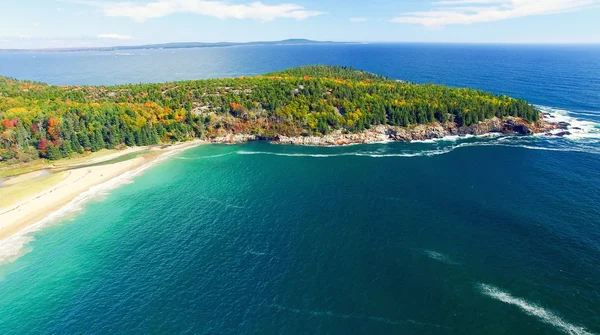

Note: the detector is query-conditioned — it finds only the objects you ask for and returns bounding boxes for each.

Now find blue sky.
[1,0,599,48]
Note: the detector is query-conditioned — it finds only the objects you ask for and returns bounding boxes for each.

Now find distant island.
[0,65,560,164]
[0,39,348,53]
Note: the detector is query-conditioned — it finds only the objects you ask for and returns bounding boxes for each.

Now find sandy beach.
[0,140,203,243]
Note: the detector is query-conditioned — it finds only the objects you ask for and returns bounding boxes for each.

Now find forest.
[0,65,539,163]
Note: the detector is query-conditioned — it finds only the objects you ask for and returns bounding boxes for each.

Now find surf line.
[478,284,596,335]
[270,304,450,329]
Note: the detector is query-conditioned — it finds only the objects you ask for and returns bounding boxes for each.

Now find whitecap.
[422,250,459,265]
[537,105,600,141]
[478,283,595,335]
[411,134,475,144]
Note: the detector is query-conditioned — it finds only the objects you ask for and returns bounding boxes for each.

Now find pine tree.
[91,129,104,152]
[61,140,73,158]
[46,144,62,160]
[71,133,83,154]
[79,132,92,151]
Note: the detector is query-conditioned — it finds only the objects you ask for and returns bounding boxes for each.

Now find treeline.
[0,65,539,163]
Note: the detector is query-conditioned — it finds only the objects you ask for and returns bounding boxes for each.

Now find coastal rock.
[503,118,533,135]
[554,131,572,137]
[210,134,257,144]
[471,117,504,135]
[207,114,554,146]
[277,126,391,145]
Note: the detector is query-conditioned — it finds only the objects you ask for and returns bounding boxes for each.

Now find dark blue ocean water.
[0,44,599,334]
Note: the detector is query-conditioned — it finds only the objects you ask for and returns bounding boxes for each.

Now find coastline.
[209,115,565,146]
[0,112,575,261]
[0,140,204,259]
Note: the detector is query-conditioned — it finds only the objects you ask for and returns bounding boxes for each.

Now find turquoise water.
[0,44,599,334]
[1,141,599,334]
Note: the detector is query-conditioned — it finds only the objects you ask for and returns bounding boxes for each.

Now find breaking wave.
[478,284,596,335]
[536,105,600,141]
[236,149,452,158]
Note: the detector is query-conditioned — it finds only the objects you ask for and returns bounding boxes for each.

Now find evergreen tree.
[46,144,62,160]
[71,133,84,154]
[61,140,73,158]
[91,129,104,152]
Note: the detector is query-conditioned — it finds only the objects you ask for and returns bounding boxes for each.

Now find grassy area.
[51,149,121,167]
[71,150,151,169]
[0,147,149,208]
[0,171,68,208]
[0,160,50,178]
[0,148,127,178]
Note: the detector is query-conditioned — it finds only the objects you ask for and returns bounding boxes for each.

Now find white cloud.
[391,0,600,27]
[77,0,325,22]
[32,22,41,27]
[350,17,367,22]
[98,34,134,40]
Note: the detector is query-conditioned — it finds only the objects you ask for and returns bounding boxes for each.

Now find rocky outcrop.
[208,114,562,146]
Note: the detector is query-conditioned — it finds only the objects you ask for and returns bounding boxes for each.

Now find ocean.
[0,43,599,334]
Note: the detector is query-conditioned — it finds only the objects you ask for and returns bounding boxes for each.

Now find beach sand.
[0,141,203,243]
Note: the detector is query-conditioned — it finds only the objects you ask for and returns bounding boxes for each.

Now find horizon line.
[1,39,599,52]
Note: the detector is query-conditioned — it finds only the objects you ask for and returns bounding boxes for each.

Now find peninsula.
[0,65,559,165]
[0,65,563,246]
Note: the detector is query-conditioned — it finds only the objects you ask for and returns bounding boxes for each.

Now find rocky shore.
[209,115,567,146]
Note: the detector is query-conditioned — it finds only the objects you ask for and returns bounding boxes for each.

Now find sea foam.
[478,283,595,335]
[537,105,600,141]
[422,250,459,265]
[236,149,454,158]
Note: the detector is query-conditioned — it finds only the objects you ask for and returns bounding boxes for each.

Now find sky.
[0,0,599,48]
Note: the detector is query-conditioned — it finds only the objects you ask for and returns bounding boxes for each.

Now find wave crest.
[478,283,595,335]
[422,250,459,265]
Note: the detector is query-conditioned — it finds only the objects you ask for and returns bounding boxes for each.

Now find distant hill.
[0,39,348,53]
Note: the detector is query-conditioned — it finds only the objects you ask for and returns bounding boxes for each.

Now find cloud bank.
[97,34,134,40]
[79,0,325,22]
[392,0,600,27]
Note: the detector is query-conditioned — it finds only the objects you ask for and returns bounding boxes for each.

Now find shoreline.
[0,111,578,260]
[208,115,566,146]
[0,140,204,259]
